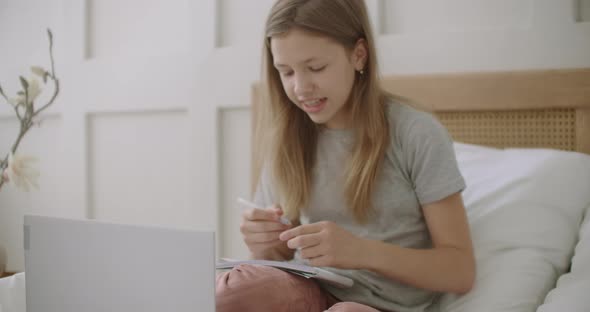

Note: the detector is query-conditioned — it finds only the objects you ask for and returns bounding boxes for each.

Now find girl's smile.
[300,97,328,114]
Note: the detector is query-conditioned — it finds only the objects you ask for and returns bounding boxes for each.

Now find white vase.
[0,272,26,312]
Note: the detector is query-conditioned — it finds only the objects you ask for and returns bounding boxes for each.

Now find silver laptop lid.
[24,215,215,312]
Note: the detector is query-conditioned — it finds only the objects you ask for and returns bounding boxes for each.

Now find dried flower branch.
[0,29,60,191]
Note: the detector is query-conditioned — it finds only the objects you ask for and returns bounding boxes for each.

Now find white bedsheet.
[537,203,590,312]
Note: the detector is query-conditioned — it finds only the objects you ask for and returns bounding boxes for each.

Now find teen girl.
[216,1,475,311]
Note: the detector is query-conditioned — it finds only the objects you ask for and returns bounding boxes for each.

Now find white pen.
[236,197,292,226]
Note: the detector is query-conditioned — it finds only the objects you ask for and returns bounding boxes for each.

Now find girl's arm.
[362,192,475,294]
[280,192,475,294]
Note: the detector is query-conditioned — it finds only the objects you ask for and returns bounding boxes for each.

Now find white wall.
[0,0,218,272]
[1,0,589,272]
[376,0,590,74]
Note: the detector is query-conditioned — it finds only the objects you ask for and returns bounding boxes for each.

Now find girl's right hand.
[240,205,292,259]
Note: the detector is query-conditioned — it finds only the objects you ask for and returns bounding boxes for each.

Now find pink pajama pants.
[215,264,384,312]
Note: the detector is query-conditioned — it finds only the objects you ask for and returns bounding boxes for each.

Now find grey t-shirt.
[254,101,465,312]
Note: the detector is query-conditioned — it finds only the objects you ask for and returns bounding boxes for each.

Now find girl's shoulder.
[384,98,444,138]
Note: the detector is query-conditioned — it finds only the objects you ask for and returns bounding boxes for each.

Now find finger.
[298,243,324,259]
[240,220,289,234]
[279,223,322,241]
[243,231,282,244]
[271,206,284,216]
[243,207,283,222]
[247,239,286,253]
[286,233,322,250]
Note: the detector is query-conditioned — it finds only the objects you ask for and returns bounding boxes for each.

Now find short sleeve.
[402,112,466,205]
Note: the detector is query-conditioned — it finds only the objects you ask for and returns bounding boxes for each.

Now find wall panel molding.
[86,0,194,59]
[379,0,533,35]
[86,109,192,228]
[533,0,578,26]
[217,106,251,259]
[216,0,276,47]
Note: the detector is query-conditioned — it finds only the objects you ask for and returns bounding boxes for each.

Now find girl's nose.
[294,73,314,95]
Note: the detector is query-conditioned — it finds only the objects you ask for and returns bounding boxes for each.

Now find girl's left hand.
[279,221,368,269]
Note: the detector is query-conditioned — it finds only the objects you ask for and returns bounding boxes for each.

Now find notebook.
[216,259,354,288]
[23,215,215,312]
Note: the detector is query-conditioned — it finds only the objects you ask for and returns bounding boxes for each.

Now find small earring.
[359,69,364,75]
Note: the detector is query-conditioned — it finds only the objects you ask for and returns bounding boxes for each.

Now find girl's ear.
[352,38,368,71]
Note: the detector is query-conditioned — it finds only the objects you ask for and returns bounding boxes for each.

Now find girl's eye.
[280,71,294,77]
[310,65,326,72]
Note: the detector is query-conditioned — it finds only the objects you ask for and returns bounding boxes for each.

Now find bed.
[251,68,590,312]
[1,68,589,312]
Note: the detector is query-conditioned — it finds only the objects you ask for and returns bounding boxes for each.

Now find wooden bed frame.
[381,68,590,154]
[251,68,590,190]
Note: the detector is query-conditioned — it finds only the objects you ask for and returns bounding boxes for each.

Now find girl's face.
[270,28,366,129]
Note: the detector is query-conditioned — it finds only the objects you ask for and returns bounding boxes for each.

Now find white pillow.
[536,204,590,312]
[436,143,590,312]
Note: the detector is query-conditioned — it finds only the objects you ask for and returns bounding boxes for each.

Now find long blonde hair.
[259,0,390,223]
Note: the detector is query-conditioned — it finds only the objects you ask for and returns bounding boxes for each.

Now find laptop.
[23,215,215,312]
